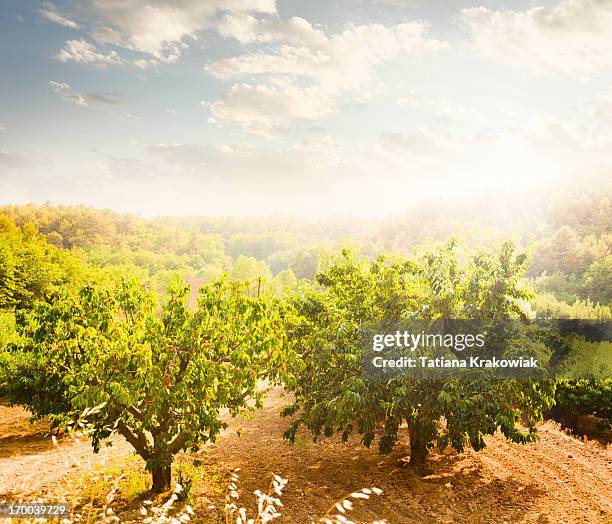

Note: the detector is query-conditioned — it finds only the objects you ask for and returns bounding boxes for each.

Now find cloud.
[379,129,462,156]
[216,14,325,45]
[397,94,483,124]
[0,150,28,171]
[85,91,125,105]
[583,87,612,133]
[5,89,611,217]
[205,79,335,137]
[38,1,80,29]
[44,1,279,70]
[146,141,339,182]
[206,20,445,135]
[55,39,124,68]
[49,80,88,107]
[460,0,612,76]
[210,21,443,81]
[66,0,276,65]
[132,58,160,70]
[49,81,125,108]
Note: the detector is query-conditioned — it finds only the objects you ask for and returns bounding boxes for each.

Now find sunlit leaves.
[6,275,290,490]
[284,241,555,464]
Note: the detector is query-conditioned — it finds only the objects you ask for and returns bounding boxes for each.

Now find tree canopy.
[5,276,291,491]
[282,242,555,466]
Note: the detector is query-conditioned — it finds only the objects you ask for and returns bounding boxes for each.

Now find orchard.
[2,276,291,491]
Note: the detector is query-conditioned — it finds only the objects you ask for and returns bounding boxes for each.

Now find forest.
[0,197,610,523]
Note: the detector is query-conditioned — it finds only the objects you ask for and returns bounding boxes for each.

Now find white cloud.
[38,1,80,29]
[42,0,279,70]
[49,80,88,107]
[146,141,338,182]
[55,39,123,68]
[79,0,276,63]
[397,94,483,124]
[86,92,125,105]
[216,14,325,45]
[207,20,445,134]
[49,81,130,109]
[0,150,28,170]
[379,129,462,156]
[210,21,443,81]
[7,86,612,217]
[132,58,160,70]
[583,87,612,132]
[460,0,612,76]
[206,79,335,137]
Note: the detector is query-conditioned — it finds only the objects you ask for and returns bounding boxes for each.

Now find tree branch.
[116,420,150,460]
[168,430,188,454]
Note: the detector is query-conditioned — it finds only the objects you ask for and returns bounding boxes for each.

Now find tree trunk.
[151,465,172,493]
[408,425,427,467]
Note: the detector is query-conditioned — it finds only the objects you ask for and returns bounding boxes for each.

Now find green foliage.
[552,339,611,431]
[1,201,608,313]
[270,268,298,295]
[230,255,272,284]
[582,256,612,305]
[1,202,608,461]
[6,276,290,491]
[552,379,611,430]
[0,311,20,347]
[557,340,612,380]
[0,218,86,310]
[175,467,195,503]
[531,272,582,305]
[0,343,73,426]
[530,292,612,320]
[283,242,555,466]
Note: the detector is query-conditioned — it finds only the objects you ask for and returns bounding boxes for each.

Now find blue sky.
[1,0,611,217]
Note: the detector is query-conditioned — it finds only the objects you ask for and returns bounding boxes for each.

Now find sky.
[0,0,611,218]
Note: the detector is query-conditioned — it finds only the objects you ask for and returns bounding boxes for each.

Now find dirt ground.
[1,390,610,523]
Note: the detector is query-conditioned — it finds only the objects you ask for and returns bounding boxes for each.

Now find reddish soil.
[1,390,610,523]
